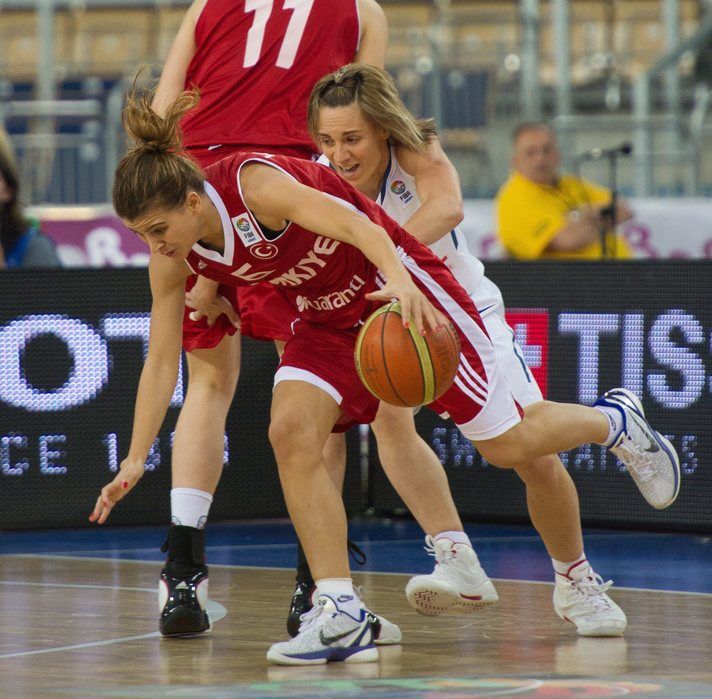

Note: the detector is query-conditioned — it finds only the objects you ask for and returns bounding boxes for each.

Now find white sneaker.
[405,536,499,615]
[369,612,402,645]
[553,570,627,637]
[267,594,378,666]
[595,388,681,509]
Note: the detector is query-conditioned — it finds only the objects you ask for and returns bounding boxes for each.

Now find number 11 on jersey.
[243,0,315,69]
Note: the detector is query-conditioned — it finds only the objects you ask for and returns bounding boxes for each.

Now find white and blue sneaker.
[594,388,681,509]
[266,594,379,666]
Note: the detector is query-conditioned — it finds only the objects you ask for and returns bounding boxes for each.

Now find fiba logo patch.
[250,242,279,259]
[236,217,251,232]
[391,180,406,195]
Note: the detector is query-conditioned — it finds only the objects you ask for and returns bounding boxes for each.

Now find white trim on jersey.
[234,157,369,238]
[400,251,497,402]
[194,182,236,265]
[273,366,343,405]
[235,158,296,241]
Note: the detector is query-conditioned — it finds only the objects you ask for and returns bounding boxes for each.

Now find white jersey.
[317,149,485,294]
[317,149,543,408]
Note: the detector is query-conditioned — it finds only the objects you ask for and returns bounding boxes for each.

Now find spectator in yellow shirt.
[496,123,633,259]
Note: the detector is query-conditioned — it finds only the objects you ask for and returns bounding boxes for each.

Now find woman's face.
[125,193,205,260]
[316,103,390,198]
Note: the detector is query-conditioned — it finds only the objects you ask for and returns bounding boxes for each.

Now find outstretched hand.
[89,458,145,524]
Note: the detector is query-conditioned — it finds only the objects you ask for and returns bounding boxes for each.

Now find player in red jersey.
[92,90,679,664]
[117,0,388,639]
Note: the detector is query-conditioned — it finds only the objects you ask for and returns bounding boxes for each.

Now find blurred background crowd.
[1,0,711,264]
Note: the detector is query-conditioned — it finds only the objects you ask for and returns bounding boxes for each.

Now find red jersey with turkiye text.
[181,0,360,155]
[186,152,427,330]
[187,152,521,433]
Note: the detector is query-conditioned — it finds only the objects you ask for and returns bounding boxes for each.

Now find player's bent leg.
[369,403,498,615]
[161,333,241,638]
[514,451,627,637]
[371,403,462,534]
[514,452,583,562]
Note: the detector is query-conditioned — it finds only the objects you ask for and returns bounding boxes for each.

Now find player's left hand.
[88,458,145,524]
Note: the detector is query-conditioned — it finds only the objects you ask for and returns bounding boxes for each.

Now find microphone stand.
[599,152,620,259]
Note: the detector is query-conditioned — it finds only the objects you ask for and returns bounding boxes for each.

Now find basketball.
[355,301,461,407]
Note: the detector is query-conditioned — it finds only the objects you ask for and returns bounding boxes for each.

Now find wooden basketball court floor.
[1,520,711,698]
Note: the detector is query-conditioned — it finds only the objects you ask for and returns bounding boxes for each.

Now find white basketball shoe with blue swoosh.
[267,594,378,665]
[594,388,681,509]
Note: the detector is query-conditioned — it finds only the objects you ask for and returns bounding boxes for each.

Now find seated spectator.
[496,123,633,259]
[0,128,61,269]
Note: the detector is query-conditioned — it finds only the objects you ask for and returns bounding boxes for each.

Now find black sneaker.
[286,580,315,638]
[159,567,210,637]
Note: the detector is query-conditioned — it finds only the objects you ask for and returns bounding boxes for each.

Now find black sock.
[295,541,313,585]
[162,525,207,578]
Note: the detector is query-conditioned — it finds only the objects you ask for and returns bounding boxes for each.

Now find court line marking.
[6,553,712,598]
[0,531,688,558]
[0,580,227,660]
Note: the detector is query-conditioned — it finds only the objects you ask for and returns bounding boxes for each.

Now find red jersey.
[186,152,439,330]
[181,0,360,155]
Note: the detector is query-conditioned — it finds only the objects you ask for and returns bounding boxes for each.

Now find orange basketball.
[355,301,461,407]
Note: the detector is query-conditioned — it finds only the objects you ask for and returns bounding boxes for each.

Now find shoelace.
[571,573,615,612]
[423,535,455,565]
[298,598,327,631]
[616,438,657,482]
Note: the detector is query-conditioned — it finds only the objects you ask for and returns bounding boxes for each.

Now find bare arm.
[355,0,388,67]
[151,0,206,116]
[242,164,443,333]
[396,141,464,245]
[90,255,188,523]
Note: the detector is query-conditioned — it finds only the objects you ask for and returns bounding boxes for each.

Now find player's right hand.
[89,458,145,524]
[188,294,241,329]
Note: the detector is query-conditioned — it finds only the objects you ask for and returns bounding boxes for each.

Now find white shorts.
[473,276,544,409]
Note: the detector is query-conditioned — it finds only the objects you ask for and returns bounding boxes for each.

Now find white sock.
[594,405,624,446]
[434,530,472,547]
[552,553,591,581]
[171,487,213,529]
[315,578,362,618]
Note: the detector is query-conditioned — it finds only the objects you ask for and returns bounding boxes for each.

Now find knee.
[371,405,416,441]
[514,453,563,486]
[187,363,239,402]
[476,431,530,470]
[268,410,319,463]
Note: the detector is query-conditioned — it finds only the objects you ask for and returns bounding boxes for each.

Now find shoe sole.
[374,628,402,645]
[160,608,211,638]
[604,388,681,509]
[266,646,379,665]
[405,580,499,616]
[555,609,626,637]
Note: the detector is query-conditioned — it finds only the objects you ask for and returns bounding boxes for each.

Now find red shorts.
[274,248,522,441]
[181,144,313,351]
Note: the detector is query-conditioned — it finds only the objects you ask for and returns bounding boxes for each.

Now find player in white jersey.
[309,64,631,636]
